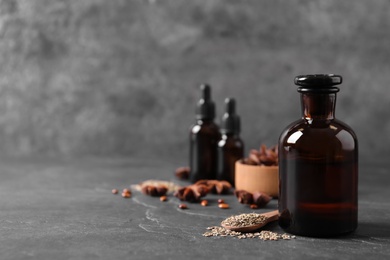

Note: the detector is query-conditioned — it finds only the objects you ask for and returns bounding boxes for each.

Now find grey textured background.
[0,0,389,164]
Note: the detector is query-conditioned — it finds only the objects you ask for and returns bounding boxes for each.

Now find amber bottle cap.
[295,74,342,93]
[196,84,216,120]
[221,98,240,134]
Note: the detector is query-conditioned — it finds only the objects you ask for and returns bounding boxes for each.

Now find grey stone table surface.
[0,157,389,260]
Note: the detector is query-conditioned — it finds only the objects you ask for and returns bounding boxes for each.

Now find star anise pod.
[252,191,272,207]
[141,185,168,197]
[234,190,254,204]
[174,166,190,180]
[174,184,209,202]
[258,144,278,166]
[195,180,232,194]
[243,144,278,166]
[235,190,272,208]
[248,150,261,164]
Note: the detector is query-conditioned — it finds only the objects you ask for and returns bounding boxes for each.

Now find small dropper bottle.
[189,84,221,183]
[217,98,244,186]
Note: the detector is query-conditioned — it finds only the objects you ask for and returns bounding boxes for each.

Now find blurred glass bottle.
[217,98,244,186]
[278,74,358,237]
[189,84,220,182]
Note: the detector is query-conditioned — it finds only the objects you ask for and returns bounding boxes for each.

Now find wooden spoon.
[221,210,279,232]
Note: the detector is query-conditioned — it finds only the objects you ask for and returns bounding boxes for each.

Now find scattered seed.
[250,204,258,209]
[121,192,131,198]
[202,226,295,241]
[179,204,188,209]
[218,203,229,209]
[217,199,225,204]
[120,188,132,198]
[160,195,168,202]
[112,189,119,194]
[122,188,131,194]
[201,200,208,206]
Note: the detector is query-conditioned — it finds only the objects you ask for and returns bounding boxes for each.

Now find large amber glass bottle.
[278,74,358,237]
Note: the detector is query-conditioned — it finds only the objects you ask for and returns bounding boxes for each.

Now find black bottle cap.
[221,98,240,134]
[295,74,342,93]
[196,84,216,120]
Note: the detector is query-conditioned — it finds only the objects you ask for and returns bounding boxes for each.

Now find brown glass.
[217,133,244,186]
[278,92,358,237]
[189,119,221,183]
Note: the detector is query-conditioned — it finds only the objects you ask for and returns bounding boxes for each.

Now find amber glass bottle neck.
[300,93,336,121]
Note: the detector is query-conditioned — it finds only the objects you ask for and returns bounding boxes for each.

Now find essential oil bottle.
[217,98,244,186]
[278,74,358,237]
[189,84,221,183]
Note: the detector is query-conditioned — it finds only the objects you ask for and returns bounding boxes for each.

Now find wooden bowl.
[235,160,279,198]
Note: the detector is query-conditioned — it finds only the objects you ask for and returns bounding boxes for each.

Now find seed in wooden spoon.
[221,213,266,228]
[221,210,279,232]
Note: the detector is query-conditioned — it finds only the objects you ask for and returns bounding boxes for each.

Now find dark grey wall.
[0,0,389,164]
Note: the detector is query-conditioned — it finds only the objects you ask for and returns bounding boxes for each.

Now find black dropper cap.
[221,98,240,134]
[295,74,342,93]
[196,84,216,120]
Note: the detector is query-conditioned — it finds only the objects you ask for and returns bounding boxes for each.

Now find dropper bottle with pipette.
[217,98,244,186]
[189,84,221,182]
